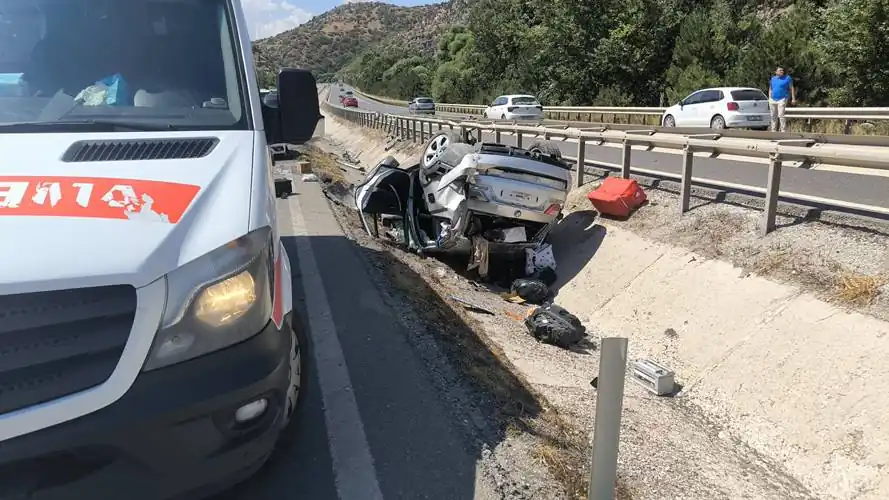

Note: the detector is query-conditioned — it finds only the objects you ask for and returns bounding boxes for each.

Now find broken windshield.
[0,0,247,130]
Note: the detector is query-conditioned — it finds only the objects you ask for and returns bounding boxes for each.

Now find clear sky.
[244,0,447,40]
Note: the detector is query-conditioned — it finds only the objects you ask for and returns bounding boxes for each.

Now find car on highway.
[408,97,436,115]
[342,96,358,107]
[661,87,770,130]
[0,0,322,498]
[354,132,570,255]
[484,94,544,121]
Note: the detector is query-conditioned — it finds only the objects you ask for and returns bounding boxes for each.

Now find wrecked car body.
[354,132,571,265]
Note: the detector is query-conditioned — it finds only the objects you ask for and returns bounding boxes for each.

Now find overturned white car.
[354,132,572,260]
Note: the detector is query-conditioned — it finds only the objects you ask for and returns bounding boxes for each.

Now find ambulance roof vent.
[62,138,219,162]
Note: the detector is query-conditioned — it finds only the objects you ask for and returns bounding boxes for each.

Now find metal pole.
[576,138,586,188]
[761,153,783,236]
[495,129,501,143]
[620,142,631,178]
[679,146,693,215]
[588,337,628,500]
[516,131,523,148]
[411,119,418,142]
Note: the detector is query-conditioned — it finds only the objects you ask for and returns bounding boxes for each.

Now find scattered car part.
[527,140,564,160]
[450,295,495,315]
[631,359,676,396]
[510,278,549,304]
[524,304,587,348]
[275,178,293,198]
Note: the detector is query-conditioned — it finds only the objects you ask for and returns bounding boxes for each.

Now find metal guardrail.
[350,88,889,125]
[322,97,889,235]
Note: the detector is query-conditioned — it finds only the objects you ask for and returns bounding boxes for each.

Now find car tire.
[710,115,726,130]
[528,140,563,160]
[421,131,474,177]
[280,314,309,432]
[663,115,676,127]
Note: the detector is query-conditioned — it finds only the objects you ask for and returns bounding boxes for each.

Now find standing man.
[768,66,796,132]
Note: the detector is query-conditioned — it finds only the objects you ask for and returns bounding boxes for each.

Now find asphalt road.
[332,85,889,213]
[216,173,498,500]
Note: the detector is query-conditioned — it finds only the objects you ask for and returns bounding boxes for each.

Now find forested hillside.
[252,1,467,86]
[340,0,889,107]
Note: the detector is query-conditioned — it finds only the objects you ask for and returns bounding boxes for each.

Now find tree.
[817,0,889,105]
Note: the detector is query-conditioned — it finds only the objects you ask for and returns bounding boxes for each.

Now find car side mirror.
[262,68,323,145]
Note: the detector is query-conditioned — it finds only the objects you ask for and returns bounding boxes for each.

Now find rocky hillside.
[253,1,471,81]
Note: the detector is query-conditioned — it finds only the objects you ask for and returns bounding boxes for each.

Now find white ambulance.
[0,0,321,497]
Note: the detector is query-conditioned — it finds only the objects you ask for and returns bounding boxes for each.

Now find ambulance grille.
[0,285,137,415]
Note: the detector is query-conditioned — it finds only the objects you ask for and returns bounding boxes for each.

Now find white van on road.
[0,0,321,498]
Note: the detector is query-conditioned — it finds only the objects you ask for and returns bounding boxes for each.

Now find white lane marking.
[285,192,385,500]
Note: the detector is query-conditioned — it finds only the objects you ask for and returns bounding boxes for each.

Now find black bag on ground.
[524,304,586,348]
[510,278,549,304]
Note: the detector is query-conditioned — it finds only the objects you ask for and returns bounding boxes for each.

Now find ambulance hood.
[0,130,259,295]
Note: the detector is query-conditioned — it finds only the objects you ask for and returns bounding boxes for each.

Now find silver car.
[354,132,570,253]
[408,97,436,115]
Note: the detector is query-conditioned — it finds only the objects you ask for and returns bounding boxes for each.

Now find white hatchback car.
[662,87,769,130]
[484,94,544,121]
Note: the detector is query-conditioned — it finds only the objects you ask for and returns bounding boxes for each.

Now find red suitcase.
[586,177,647,217]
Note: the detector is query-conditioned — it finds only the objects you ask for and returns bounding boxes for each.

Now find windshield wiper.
[0,120,180,133]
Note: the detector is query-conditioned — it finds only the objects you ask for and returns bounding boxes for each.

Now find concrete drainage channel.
[307,114,889,500]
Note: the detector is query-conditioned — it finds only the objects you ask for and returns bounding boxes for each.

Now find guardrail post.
[620,141,631,178]
[495,129,501,143]
[516,131,523,148]
[761,153,783,236]
[419,121,426,142]
[576,138,586,187]
[437,122,443,131]
[679,146,694,214]
[460,125,467,142]
[588,337,629,500]
[411,119,418,142]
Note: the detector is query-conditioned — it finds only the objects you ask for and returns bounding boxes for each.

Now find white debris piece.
[525,243,556,275]
[301,174,319,182]
[501,226,527,243]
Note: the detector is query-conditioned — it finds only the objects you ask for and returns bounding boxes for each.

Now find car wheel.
[281,315,309,429]
[421,131,474,176]
[710,115,726,130]
[663,115,676,127]
[528,140,563,160]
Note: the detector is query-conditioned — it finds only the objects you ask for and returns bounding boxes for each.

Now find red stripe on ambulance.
[0,176,200,223]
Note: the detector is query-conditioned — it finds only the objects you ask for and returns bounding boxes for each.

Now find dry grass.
[832,273,886,307]
[305,147,346,184]
[750,243,845,292]
[525,413,589,499]
[524,410,635,500]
